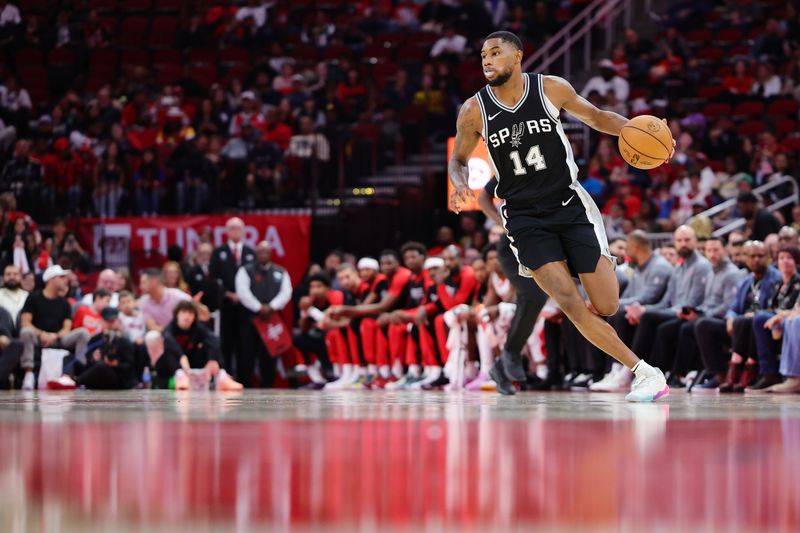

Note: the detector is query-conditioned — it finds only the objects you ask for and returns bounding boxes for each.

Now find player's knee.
[594,299,619,317]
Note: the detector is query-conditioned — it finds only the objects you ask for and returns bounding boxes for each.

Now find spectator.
[737,192,781,241]
[19,265,90,390]
[695,241,781,393]
[751,62,782,99]
[138,268,191,332]
[210,217,255,371]
[592,231,674,392]
[0,305,22,387]
[430,25,467,58]
[236,0,271,29]
[625,226,712,371]
[162,261,189,294]
[74,307,136,390]
[749,245,800,391]
[72,288,111,336]
[286,116,331,162]
[133,148,164,216]
[229,91,266,138]
[80,268,119,308]
[187,242,221,313]
[581,59,631,102]
[235,240,292,387]
[20,271,34,292]
[117,290,145,345]
[162,301,242,390]
[0,264,27,320]
[0,75,31,131]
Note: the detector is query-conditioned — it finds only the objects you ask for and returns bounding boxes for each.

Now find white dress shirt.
[235,264,292,313]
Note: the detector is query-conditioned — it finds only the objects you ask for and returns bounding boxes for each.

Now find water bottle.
[142,367,152,389]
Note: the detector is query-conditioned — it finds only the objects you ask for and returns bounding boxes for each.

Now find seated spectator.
[748,246,800,391]
[581,59,630,102]
[138,268,191,332]
[117,290,145,345]
[751,62,782,99]
[0,264,27,321]
[72,288,111,336]
[695,241,781,393]
[80,268,119,308]
[162,261,189,294]
[162,301,242,390]
[430,25,467,59]
[133,148,164,216]
[19,265,90,390]
[73,307,136,390]
[0,306,22,388]
[768,311,800,393]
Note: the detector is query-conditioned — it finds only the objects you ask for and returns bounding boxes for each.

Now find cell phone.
[682,306,696,315]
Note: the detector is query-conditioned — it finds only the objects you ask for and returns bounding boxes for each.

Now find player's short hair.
[336,263,357,273]
[485,31,523,51]
[379,249,400,262]
[308,273,331,287]
[400,241,427,257]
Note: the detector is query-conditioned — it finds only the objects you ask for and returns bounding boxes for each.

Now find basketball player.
[450,31,674,401]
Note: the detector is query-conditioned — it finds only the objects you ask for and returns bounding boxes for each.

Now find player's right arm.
[448,96,483,213]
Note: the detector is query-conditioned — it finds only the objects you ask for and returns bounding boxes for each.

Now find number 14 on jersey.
[509,145,547,175]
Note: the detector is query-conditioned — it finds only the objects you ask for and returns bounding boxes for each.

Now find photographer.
[74,307,136,390]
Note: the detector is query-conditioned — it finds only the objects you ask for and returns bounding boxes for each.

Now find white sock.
[632,360,654,377]
[465,361,478,380]
[421,366,441,384]
[307,364,326,384]
[408,364,421,378]
[368,364,377,376]
[359,366,367,376]
[379,365,391,379]
[332,363,342,378]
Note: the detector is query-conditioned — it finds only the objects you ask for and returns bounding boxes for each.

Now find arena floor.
[0,390,798,532]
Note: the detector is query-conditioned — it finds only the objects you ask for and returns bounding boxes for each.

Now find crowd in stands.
[0,0,592,222]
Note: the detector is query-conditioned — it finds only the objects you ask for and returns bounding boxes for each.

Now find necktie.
[233,245,241,265]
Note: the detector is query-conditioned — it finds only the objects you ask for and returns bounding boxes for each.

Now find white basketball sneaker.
[625,362,669,402]
[590,364,632,392]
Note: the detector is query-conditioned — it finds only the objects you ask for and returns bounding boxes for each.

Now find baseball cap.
[101,307,119,321]
[241,90,257,101]
[43,265,70,282]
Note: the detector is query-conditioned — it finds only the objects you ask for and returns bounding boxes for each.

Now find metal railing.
[522,0,633,78]
[645,176,799,247]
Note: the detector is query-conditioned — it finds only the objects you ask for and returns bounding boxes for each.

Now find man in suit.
[209,217,255,374]
[187,242,222,313]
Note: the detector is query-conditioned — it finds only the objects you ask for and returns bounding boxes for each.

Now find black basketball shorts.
[501,186,613,278]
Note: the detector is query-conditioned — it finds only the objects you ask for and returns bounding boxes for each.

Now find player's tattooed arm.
[449,96,482,213]
[542,75,628,136]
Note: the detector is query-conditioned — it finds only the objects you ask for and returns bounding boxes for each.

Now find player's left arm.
[543,75,628,135]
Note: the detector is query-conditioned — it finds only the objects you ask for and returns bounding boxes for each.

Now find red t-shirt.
[72,306,104,336]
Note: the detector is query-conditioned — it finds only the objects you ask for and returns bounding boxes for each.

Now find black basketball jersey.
[474,73,579,205]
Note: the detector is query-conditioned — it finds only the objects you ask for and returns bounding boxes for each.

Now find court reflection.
[0,401,797,531]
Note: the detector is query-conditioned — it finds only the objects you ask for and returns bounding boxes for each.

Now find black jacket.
[164,320,222,369]
[187,264,223,312]
[209,242,255,293]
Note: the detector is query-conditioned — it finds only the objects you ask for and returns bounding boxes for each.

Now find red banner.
[76,214,311,284]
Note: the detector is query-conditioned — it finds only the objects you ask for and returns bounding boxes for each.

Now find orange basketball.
[618,115,674,170]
